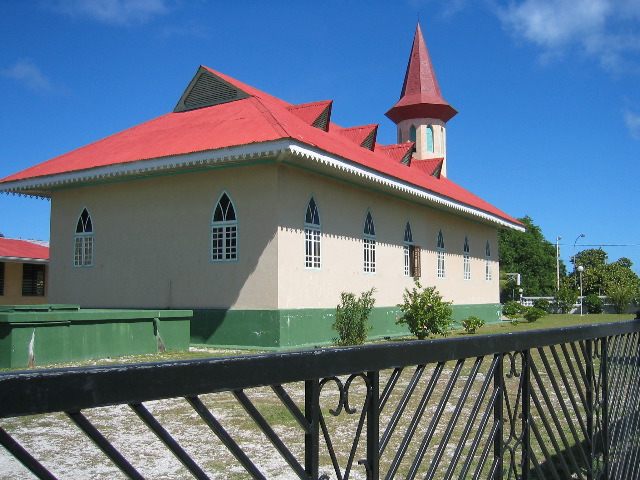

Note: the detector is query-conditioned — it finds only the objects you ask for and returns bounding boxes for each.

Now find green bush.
[397,279,453,339]
[461,316,485,334]
[583,294,604,314]
[502,301,525,319]
[332,288,376,346]
[533,298,551,312]
[606,284,636,314]
[523,307,547,322]
[554,287,579,314]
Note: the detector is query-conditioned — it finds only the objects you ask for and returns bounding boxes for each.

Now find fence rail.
[2,320,640,479]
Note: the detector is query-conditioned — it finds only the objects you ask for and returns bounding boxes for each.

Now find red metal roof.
[0,65,521,229]
[386,23,457,124]
[0,238,49,261]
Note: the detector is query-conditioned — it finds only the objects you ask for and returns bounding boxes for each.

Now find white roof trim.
[0,256,49,263]
[0,138,523,231]
[285,142,525,231]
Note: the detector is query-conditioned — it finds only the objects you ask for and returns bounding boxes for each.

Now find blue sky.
[1,0,639,276]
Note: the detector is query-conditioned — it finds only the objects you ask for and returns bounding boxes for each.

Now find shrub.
[461,316,485,334]
[332,288,376,346]
[583,294,604,314]
[523,307,547,322]
[533,298,551,312]
[397,279,453,339]
[554,287,579,314]
[502,301,525,319]
[607,284,636,314]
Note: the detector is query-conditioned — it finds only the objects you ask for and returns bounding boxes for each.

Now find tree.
[499,216,565,299]
[570,249,640,313]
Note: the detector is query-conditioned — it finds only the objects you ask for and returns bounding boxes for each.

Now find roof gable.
[286,100,333,132]
[174,66,251,112]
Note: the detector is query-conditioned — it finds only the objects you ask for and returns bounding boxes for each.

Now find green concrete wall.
[190,303,502,350]
[0,306,192,369]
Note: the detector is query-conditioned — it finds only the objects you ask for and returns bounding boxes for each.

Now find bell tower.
[385,23,457,176]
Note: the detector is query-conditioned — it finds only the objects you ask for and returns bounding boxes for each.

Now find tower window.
[211,192,238,261]
[426,125,434,153]
[409,125,417,143]
[304,196,321,269]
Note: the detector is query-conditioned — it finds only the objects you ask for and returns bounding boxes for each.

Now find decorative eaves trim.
[0,139,293,197]
[284,141,525,232]
[0,256,49,263]
[0,138,524,231]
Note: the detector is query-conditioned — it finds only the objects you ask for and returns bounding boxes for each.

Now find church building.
[0,24,523,349]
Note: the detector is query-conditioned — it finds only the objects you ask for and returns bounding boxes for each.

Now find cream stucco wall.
[275,164,499,309]
[48,161,499,311]
[49,163,280,309]
[0,261,49,305]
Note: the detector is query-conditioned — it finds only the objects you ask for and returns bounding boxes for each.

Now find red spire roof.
[386,23,457,124]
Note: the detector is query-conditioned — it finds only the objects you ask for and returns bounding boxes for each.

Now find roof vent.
[287,100,332,132]
[174,67,250,113]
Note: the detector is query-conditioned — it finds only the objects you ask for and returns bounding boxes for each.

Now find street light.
[577,265,584,316]
[556,236,562,291]
[573,234,585,286]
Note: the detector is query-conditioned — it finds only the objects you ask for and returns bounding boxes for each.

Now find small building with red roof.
[0,236,49,305]
[0,24,523,348]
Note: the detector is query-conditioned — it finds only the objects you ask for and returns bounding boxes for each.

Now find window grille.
[485,241,492,281]
[363,211,376,273]
[463,236,471,280]
[437,229,445,279]
[403,222,420,277]
[212,192,238,261]
[304,197,321,269]
[22,263,45,296]
[74,208,94,267]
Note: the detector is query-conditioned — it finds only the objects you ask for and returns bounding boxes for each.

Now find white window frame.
[304,196,321,269]
[403,222,413,277]
[363,211,376,274]
[463,236,471,281]
[211,192,238,262]
[74,207,94,267]
[437,229,445,279]
[485,241,493,281]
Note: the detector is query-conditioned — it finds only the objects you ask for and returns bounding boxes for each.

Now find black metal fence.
[1,320,639,479]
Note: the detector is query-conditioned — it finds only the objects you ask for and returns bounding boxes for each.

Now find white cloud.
[624,111,640,140]
[497,0,640,71]
[50,0,169,26]
[2,59,55,94]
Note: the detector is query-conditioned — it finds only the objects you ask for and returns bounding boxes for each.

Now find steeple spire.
[386,23,457,177]
[386,23,457,124]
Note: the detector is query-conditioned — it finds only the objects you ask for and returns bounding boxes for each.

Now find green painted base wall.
[190,304,502,350]
[0,306,192,369]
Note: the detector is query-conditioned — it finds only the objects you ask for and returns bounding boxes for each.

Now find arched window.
[426,125,434,153]
[485,241,492,281]
[363,211,376,273]
[463,236,471,280]
[74,208,94,267]
[403,222,421,277]
[211,192,238,261]
[409,125,417,143]
[437,229,445,279]
[304,196,321,269]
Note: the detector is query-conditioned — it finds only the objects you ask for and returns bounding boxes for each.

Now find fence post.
[601,337,609,479]
[586,339,595,480]
[367,370,380,479]
[521,350,531,480]
[305,379,320,478]
[494,353,504,480]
